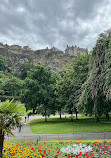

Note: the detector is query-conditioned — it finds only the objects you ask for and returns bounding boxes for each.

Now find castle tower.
[65,45,88,56]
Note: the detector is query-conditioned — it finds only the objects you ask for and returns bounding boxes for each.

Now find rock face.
[0,42,88,74]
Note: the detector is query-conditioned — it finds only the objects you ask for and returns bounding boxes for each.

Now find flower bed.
[3,140,111,158]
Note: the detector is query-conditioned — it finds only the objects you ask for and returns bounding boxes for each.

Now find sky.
[0,0,111,51]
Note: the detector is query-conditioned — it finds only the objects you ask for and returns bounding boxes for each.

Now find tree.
[79,32,111,122]
[0,72,6,100]
[56,53,89,120]
[0,55,8,72]
[1,76,23,100]
[0,100,21,157]
[37,83,57,122]
[103,31,111,119]
[18,59,34,80]
[20,65,56,122]
[55,74,68,119]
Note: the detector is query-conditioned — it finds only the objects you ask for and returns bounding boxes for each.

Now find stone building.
[0,42,5,48]
[65,45,88,56]
[8,45,22,54]
[23,46,31,51]
[51,46,61,52]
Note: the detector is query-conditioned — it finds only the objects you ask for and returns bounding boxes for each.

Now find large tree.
[79,31,111,122]
[103,30,111,119]
[1,76,23,101]
[56,53,89,120]
[20,65,56,121]
[0,100,21,157]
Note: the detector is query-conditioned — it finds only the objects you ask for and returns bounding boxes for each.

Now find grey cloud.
[72,0,106,19]
[0,0,110,51]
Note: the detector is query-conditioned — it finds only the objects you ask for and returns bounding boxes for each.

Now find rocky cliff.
[0,42,87,74]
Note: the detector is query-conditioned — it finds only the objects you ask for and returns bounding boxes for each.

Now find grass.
[8,139,111,144]
[30,115,111,134]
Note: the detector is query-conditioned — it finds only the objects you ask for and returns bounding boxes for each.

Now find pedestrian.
[25,116,27,122]
[19,123,22,132]
[27,114,29,120]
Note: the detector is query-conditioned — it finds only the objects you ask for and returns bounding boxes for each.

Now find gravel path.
[5,114,111,141]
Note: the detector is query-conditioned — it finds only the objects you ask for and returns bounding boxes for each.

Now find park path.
[5,114,111,141]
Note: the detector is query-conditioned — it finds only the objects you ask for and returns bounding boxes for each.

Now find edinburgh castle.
[0,42,88,73]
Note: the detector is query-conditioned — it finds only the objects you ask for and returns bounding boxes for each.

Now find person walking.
[18,123,22,132]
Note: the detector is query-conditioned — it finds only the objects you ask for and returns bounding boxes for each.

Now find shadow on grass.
[30,117,110,125]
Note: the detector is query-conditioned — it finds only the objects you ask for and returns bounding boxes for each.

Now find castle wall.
[0,42,88,73]
[65,45,87,56]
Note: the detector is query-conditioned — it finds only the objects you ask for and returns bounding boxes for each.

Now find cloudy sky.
[0,0,111,51]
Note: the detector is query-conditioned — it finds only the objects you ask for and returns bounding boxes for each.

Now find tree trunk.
[45,115,47,122]
[106,112,109,120]
[71,111,73,122]
[44,109,47,122]
[95,115,100,123]
[74,108,78,120]
[75,109,78,120]
[33,108,35,114]
[59,108,62,119]
[0,129,4,158]
[94,100,100,123]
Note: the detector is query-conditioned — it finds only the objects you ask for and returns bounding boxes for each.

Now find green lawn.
[30,115,111,134]
[9,139,111,144]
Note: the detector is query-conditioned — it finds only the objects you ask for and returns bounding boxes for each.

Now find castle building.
[23,46,31,50]
[65,45,88,56]
[0,42,5,48]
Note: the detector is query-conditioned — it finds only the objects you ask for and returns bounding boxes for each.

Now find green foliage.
[0,100,22,133]
[0,72,6,94]
[80,30,111,122]
[0,100,22,157]
[56,53,89,117]
[19,59,34,79]
[0,55,8,72]
[1,76,23,100]
[20,65,56,120]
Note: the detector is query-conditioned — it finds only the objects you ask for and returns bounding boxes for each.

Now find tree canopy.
[56,53,90,120]
[0,55,8,72]
[20,65,56,121]
[79,30,111,122]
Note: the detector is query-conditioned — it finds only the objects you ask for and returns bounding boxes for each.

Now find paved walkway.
[21,114,78,123]
[5,114,111,141]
